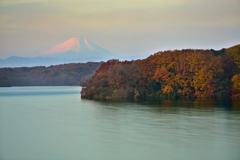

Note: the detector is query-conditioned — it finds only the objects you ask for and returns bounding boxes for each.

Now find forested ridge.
[0,62,103,86]
[81,44,240,100]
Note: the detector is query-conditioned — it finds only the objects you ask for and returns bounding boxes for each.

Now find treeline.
[81,44,240,100]
[0,62,103,86]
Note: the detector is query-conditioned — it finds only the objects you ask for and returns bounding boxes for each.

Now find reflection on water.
[0,87,240,160]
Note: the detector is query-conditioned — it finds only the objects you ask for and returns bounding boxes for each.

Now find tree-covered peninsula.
[81,44,240,100]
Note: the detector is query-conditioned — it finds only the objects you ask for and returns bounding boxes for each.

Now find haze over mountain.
[0,37,149,68]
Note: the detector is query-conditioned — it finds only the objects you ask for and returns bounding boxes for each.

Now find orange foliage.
[163,85,174,94]
[232,74,240,92]
[203,78,220,98]
[154,69,173,82]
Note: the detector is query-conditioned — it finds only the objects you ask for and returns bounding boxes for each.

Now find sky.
[0,0,240,59]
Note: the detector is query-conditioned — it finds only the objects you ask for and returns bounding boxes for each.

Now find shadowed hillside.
[0,62,103,86]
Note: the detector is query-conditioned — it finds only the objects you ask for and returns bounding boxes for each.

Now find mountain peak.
[31,37,96,57]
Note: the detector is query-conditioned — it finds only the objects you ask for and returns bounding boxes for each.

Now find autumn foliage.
[81,44,240,100]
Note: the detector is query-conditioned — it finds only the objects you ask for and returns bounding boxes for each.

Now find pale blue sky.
[0,0,240,58]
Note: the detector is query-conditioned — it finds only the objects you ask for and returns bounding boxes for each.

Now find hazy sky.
[0,0,240,58]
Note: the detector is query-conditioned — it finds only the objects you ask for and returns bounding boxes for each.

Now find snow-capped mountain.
[0,37,149,67]
[31,37,121,60]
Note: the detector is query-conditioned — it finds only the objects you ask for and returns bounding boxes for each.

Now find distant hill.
[0,62,103,86]
[0,37,148,68]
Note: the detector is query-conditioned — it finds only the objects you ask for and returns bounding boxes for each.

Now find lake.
[0,86,240,160]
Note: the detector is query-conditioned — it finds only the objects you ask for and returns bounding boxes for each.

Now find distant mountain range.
[0,37,149,68]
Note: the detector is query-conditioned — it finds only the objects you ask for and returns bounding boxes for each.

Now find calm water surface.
[0,86,240,160]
